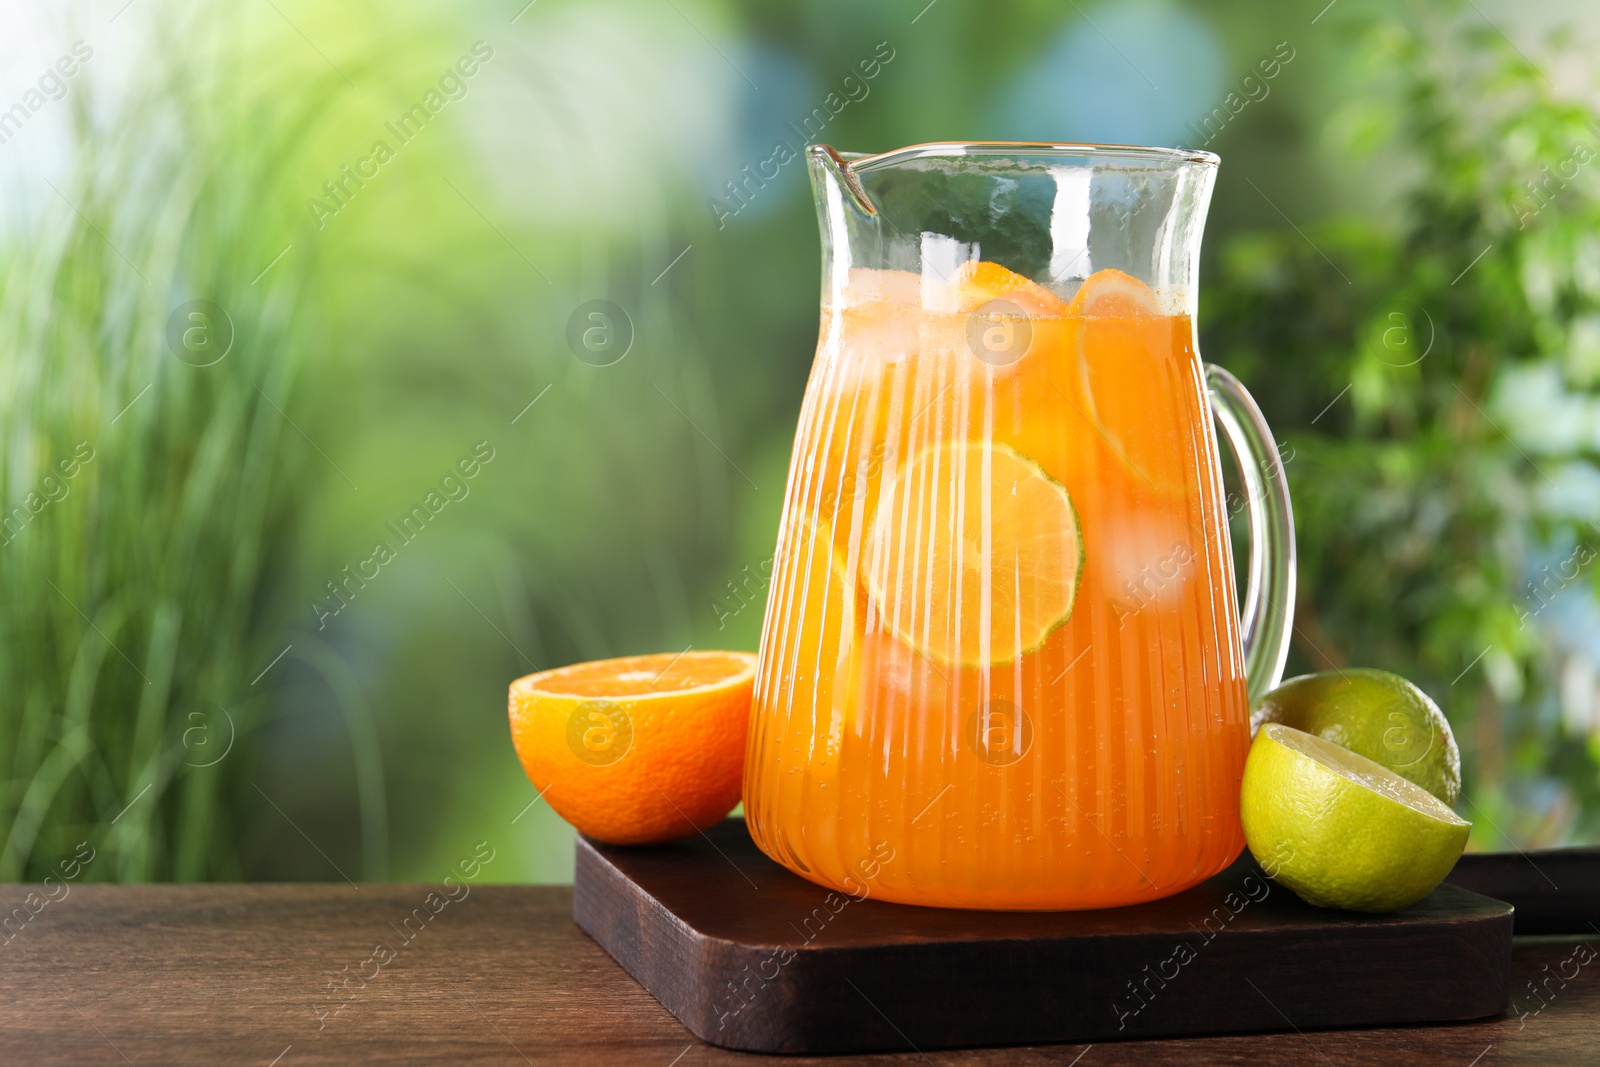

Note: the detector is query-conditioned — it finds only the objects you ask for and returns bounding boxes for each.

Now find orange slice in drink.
[1067,268,1186,495]
[865,441,1083,667]
[508,650,755,845]
[1066,267,1164,319]
[837,262,1067,316]
[948,260,1071,316]
[942,260,1073,372]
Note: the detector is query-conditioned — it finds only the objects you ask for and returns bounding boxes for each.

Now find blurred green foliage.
[0,0,1595,883]
[0,11,327,878]
[1206,12,1600,847]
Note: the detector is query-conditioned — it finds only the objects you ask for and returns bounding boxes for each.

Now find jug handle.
[1205,364,1296,706]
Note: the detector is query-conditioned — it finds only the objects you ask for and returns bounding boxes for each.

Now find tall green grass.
[0,16,339,880]
[0,0,774,882]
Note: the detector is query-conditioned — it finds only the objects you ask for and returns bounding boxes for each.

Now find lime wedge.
[1241,724,1471,913]
[865,441,1082,667]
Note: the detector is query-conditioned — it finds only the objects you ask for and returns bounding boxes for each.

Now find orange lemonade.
[744,262,1252,910]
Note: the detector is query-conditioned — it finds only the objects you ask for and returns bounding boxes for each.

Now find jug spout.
[808,144,878,217]
[807,145,883,309]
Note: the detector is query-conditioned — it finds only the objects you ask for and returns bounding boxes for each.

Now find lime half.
[1254,669,1461,805]
[1241,724,1470,913]
[865,441,1082,667]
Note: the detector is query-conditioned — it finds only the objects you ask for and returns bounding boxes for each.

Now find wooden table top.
[0,884,1592,1065]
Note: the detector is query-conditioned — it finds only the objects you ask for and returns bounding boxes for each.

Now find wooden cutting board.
[573,818,1512,1055]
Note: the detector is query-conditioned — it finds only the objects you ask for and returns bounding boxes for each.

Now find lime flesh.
[1241,723,1470,913]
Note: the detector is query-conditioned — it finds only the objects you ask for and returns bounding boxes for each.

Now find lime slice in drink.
[1241,723,1471,913]
[864,441,1082,668]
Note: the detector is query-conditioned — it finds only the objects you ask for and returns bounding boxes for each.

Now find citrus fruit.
[1254,669,1461,805]
[1241,723,1471,912]
[508,650,756,845]
[943,260,1072,371]
[1065,266,1165,319]
[1065,268,1186,496]
[946,260,1071,317]
[865,441,1083,667]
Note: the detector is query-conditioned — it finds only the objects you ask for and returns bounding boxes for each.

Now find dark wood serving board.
[1445,846,1600,935]
[573,818,1513,1055]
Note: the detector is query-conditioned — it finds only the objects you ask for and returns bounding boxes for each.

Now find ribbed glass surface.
[744,146,1255,910]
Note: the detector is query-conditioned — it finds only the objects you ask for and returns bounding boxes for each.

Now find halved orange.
[508,650,756,845]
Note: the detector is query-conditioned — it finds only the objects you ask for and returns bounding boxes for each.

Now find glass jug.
[745,142,1295,910]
